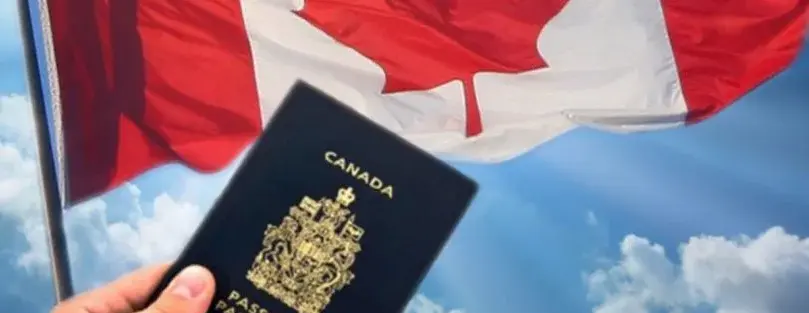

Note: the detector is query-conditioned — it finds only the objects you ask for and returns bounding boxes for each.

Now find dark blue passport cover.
[146,82,478,313]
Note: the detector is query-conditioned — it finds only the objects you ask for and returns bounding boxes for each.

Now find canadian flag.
[37,0,808,205]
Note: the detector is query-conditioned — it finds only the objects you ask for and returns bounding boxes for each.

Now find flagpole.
[16,0,75,301]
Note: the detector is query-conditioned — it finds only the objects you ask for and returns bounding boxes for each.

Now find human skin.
[50,264,216,313]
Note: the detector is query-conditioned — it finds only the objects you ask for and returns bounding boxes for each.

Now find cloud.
[0,95,38,213]
[0,95,55,277]
[105,189,204,265]
[5,179,209,292]
[0,94,35,150]
[0,95,38,210]
[22,182,208,290]
[586,227,809,313]
[0,141,36,205]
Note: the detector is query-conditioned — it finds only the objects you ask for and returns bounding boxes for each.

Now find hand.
[52,264,216,313]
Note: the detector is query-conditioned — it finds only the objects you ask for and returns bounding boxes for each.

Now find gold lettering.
[324,151,337,163]
[214,289,273,313]
[236,298,249,310]
[334,158,346,170]
[380,186,393,198]
[345,163,361,176]
[356,172,369,184]
[369,177,381,189]
[323,151,394,199]
[228,291,240,301]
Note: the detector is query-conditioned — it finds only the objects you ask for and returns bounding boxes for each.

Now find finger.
[52,263,171,313]
[138,265,215,313]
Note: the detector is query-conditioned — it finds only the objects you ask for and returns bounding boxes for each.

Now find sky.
[1,1,809,313]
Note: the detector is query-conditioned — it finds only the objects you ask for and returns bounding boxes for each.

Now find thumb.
[139,265,216,313]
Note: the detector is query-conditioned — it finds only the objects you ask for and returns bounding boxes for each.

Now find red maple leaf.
[296,0,569,137]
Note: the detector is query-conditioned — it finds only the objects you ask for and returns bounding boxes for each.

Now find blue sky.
[1,1,809,313]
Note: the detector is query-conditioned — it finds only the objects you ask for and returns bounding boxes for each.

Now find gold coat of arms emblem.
[246,187,365,313]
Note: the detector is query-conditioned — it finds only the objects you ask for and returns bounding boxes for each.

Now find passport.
[145,82,479,313]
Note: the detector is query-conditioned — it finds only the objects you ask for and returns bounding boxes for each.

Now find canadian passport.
[146,82,478,313]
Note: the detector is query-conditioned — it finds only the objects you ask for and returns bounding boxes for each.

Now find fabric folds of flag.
[37,0,808,205]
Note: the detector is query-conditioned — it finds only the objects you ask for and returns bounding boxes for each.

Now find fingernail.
[169,265,208,299]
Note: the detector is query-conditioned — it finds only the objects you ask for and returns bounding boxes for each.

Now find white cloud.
[0,95,38,211]
[0,141,36,205]
[0,95,38,210]
[0,95,54,277]
[30,181,208,290]
[105,190,204,265]
[15,217,49,273]
[586,227,809,313]
[0,179,209,295]
[0,94,36,151]
[4,166,208,282]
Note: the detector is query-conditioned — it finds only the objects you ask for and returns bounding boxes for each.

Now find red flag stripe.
[48,0,261,204]
[662,0,809,123]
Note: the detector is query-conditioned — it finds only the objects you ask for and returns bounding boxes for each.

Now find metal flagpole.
[16,0,75,301]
